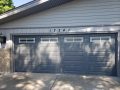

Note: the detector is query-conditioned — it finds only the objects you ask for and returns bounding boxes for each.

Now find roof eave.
[0,0,72,25]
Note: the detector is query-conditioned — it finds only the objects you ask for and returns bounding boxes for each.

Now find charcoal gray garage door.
[13,33,117,76]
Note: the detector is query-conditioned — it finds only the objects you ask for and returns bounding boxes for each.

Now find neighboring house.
[0,0,120,76]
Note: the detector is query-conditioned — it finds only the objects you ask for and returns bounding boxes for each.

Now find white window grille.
[41,38,58,43]
[90,36,111,43]
[19,38,35,43]
[64,37,83,43]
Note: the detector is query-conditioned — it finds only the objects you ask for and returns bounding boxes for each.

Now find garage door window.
[64,37,83,43]
[19,38,35,43]
[90,37,111,43]
[41,38,58,43]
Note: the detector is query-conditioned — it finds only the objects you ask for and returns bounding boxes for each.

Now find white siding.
[0,26,120,40]
[0,0,120,28]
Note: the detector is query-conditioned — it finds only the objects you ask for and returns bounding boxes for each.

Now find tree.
[0,0,14,14]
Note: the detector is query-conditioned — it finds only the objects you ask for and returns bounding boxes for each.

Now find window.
[64,37,74,42]
[90,37,101,43]
[41,38,49,42]
[50,38,58,42]
[19,38,35,43]
[101,37,111,41]
[90,36,111,43]
[41,38,58,43]
[64,37,83,43]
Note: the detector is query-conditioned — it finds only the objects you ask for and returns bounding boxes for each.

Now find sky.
[13,0,33,7]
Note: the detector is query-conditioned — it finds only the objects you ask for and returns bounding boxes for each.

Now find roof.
[0,0,72,25]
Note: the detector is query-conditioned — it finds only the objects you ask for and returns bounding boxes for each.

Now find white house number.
[50,28,70,33]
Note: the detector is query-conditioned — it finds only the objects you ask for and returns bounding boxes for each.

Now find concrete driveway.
[0,73,120,90]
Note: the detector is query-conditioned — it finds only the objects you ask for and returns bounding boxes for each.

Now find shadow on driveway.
[0,73,120,90]
[52,74,120,90]
[0,73,56,90]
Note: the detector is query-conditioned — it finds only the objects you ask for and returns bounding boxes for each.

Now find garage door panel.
[61,34,116,76]
[88,57,114,62]
[89,49,113,53]
[38,44,59,47]
[88,57,110,60]
[62,46,84,51]
[63,60,87,62]
[37,48,60,52]
[14,45,31,54]
[87,72,111,75]
[63,61,86,65]
[63,66,87,74]
[88,51,112,54]
[63,68,87,72]
[15,67,26,72]
[13,34,116,76]
[63,62,88,66]
[39,55,60,59]
[89,67,113,72]
[62,51,84,56]
[15,63,32,72]
[63,54,86,57]
[85,61,112,66]
[30,61,60,69]
[31,65,58,73]
[63,44,84,48]
[63,71,86,74]
[62,48,84,52]
[17,55,32,61]
[62,56,86,61]
[38,43,59,45]
[63,70,86,74]
[90,55,111,58]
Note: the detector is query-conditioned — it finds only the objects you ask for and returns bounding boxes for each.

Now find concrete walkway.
[0,73,120,90]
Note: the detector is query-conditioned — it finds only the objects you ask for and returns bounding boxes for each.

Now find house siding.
[0,0,120,28]
[0,26,119,40]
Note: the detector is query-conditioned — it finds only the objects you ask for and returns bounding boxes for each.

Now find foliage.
[0,0,14,14]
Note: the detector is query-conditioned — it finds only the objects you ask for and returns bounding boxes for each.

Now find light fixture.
[0,34,6,44]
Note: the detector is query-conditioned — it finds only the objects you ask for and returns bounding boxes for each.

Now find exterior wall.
[0,0,120,75]
[0,26,120,75]
[0,0,120,28]
[0,26,120,76]
[0,26,120,40]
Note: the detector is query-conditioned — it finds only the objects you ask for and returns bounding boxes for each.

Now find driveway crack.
[49,74,58,90]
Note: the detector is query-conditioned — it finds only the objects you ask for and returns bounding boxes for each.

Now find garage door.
[61,34,116,76]
[13,33,117,76]
[13,35,60,73]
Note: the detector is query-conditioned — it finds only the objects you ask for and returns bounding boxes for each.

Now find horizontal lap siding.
[0,0,120,28]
